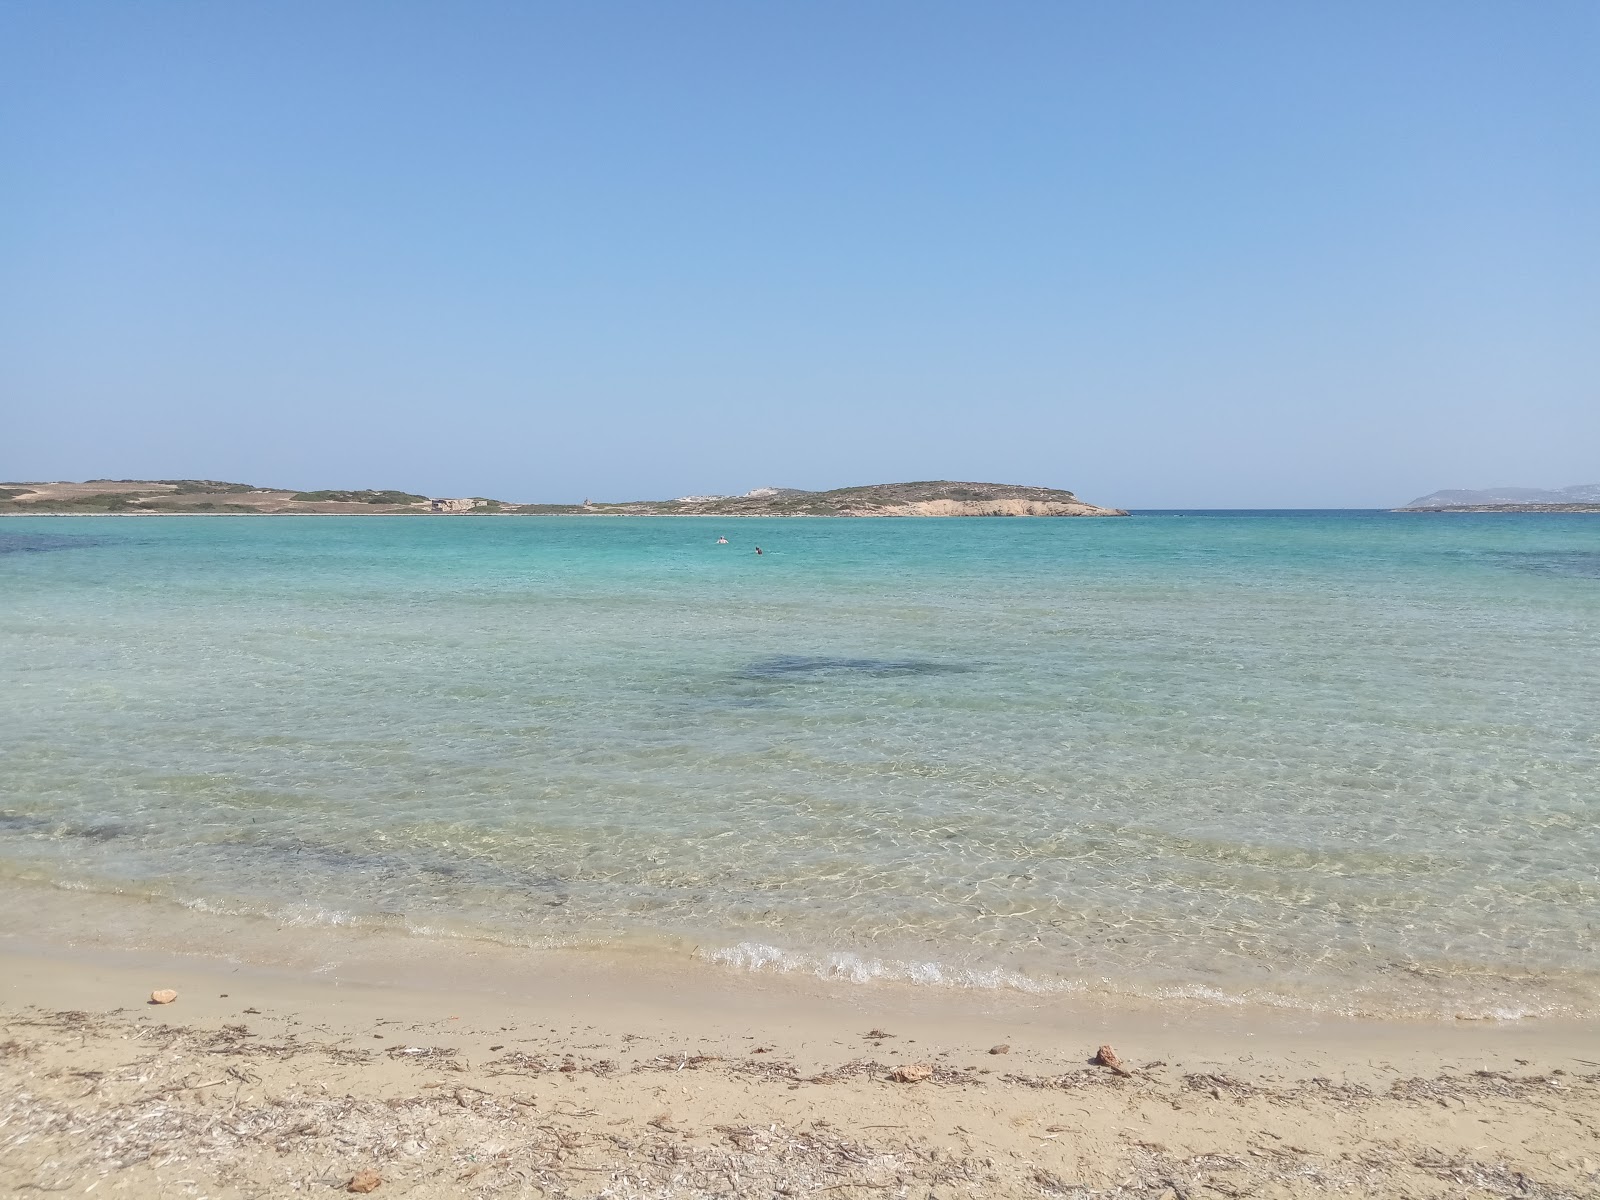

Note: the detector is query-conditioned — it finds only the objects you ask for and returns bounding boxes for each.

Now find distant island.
[1396,483,1600,513]
[0,479,1128,517]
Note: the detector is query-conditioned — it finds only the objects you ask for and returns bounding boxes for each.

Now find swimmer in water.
[716,536,728,544]
[754,546,763,555]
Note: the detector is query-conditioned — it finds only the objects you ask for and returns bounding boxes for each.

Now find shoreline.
[8,882,1600,1052]
[5,874,1591,1026]
[5,924,1599,1197]
[1,510,1131,519]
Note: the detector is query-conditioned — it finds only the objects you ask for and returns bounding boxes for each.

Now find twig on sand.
[820,1182,893,1191]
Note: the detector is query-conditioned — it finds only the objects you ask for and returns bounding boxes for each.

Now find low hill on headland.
[0,480,457,514]
[0,479,1127,517]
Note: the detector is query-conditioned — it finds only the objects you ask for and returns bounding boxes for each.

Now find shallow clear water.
[2,512,1597,1017]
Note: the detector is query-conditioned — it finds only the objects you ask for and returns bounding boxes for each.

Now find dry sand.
[4,910,1599,1199]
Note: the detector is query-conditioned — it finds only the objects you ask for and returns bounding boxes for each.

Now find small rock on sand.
[888,1062,933,1083]
[1094,1045,1133,1076]
[347,1169,382,1193]
[989,1044,1010,1055]
[149,989,178,1005]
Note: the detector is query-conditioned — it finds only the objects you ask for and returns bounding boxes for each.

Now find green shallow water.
[2,512,1597,1017]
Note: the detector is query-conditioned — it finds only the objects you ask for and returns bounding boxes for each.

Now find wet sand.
[4,892,1599,1198]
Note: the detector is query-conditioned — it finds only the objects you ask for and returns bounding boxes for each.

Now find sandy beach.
[4,888,1598,1199]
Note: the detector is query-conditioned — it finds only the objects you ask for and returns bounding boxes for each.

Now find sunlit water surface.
[2,513,1597,1018]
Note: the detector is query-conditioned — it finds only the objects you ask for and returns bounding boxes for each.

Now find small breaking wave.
[700,941,1069,993]
[696,940,1577,1022]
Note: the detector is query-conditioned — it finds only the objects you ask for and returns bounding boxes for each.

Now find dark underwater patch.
[0,814,137,841]
[0,819,138,844]
[0,532,110,555]
[240,835,569,902]
[1479,550,1600,579]
[0,812,53,835]
[740,655,975,679]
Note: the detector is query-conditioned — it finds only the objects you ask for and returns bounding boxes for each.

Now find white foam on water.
[699,940,1576,1021]
[705,940,1078,994]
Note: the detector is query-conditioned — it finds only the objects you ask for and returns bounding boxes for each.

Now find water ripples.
[2,512,1598,1017]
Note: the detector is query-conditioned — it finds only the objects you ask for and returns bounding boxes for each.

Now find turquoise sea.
[2,512,1597,1019]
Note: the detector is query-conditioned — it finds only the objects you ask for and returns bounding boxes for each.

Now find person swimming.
[754,546,763,555]
[716,536,728,544]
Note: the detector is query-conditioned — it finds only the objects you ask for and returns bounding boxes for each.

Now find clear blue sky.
[3,2,1595,507]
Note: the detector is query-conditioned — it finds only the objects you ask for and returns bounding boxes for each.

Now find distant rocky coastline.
[1395,483,1600,514]
[569,481,1127,517]
[0,479,1128,517]
[1396,503,1600,513]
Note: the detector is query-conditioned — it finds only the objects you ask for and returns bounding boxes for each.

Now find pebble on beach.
[347,1169,382,1193]
[888,1062,933,1083]
[988,1044,1010,1055]
[1094,1044,1133,1076]
[149,989,178,1005]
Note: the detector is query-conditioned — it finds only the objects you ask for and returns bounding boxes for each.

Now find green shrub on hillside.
[291,490,427,504]
[156,479,261,494]
[12,492,151,510]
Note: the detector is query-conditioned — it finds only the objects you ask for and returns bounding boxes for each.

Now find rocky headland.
[571,481,1126,517]
[1,479,1127,517]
